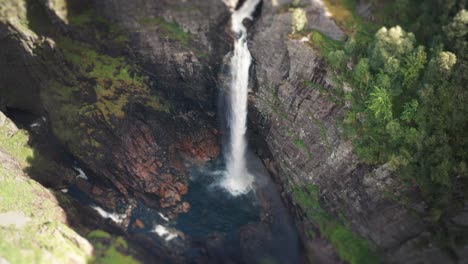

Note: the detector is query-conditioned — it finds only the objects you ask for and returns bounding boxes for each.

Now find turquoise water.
[175,161,260,239]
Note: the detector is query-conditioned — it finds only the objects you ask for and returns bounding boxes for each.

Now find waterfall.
[221,0,260,196]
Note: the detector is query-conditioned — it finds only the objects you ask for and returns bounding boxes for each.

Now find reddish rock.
[176,129,220,162]
[91,186,104,196]
[134,219,145,229]
[71,114,217,217]
[160,188,182,208]
[175,182,188,195]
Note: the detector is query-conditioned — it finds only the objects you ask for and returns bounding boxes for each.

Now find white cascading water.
[221,0,260,196]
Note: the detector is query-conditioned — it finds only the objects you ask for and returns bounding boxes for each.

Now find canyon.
[0,0,467,263]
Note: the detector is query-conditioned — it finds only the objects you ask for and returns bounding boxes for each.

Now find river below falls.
[69,155,302,263]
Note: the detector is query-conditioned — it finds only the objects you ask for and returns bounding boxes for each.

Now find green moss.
[294,138,307,150]
[115,34,129,43]
[69,10,93,25]
[87,230,139,264]
[308,30,344,56]
[88,230,112,240]
[41,35,170,157]
[138,16,207,57]
[0,127,33,168]
[140,17,190,45]
[292,184,379,264]
[293,138,312,159]
[56,37,169,118]
[307,113,333,153]
[0,167,92,263]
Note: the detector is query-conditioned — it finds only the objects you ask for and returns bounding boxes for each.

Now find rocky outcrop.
[248,0,467,263]
[95,0,231,110]
[0,111,148,263]
[0,0,223,213]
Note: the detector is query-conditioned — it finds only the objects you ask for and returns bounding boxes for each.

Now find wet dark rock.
[134,219,145,228]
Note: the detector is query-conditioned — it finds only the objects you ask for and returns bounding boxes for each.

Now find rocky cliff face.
[248,1,468,263]
[0,0,224,214]
[96,0,230,110]
[0,111,150,263]
[1,0,467,263]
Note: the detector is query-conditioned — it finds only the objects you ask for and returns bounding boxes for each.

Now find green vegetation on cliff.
[34,6,171,160]
[87,230,139,264]
[0,112,141,263]
[138,16,206,57]
[292,185,379,264]
[304,0,468,257]
[139,16,191,47]
[0,113,93,263]
[41,35,170,158]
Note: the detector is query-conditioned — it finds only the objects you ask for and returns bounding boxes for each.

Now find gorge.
[0,0,467,263]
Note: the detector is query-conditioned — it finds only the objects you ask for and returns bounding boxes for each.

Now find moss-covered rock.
[0,111,143,263]
[87,230,139,264]
[0,112,93,263]
[292,184,380,264]
[40,34,170,161]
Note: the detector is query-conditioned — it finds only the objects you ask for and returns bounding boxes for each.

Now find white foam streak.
[73,166,88,181]
[152,225,178,241]
[90,205,126,224]
[158,212,169,222]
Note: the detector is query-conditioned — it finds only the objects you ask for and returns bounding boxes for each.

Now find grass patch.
[294,138,307,150]
[139,16,190,46]
[55,36,170,119]
[307,30,344,56]
[0,127,33,168]
[138,16,207,57]
[68,8,129,44]
[68,9,94,26]
[293,138,312,159]
[87,230,139,264]
[292,184,379,264]
[0,166,92,263]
